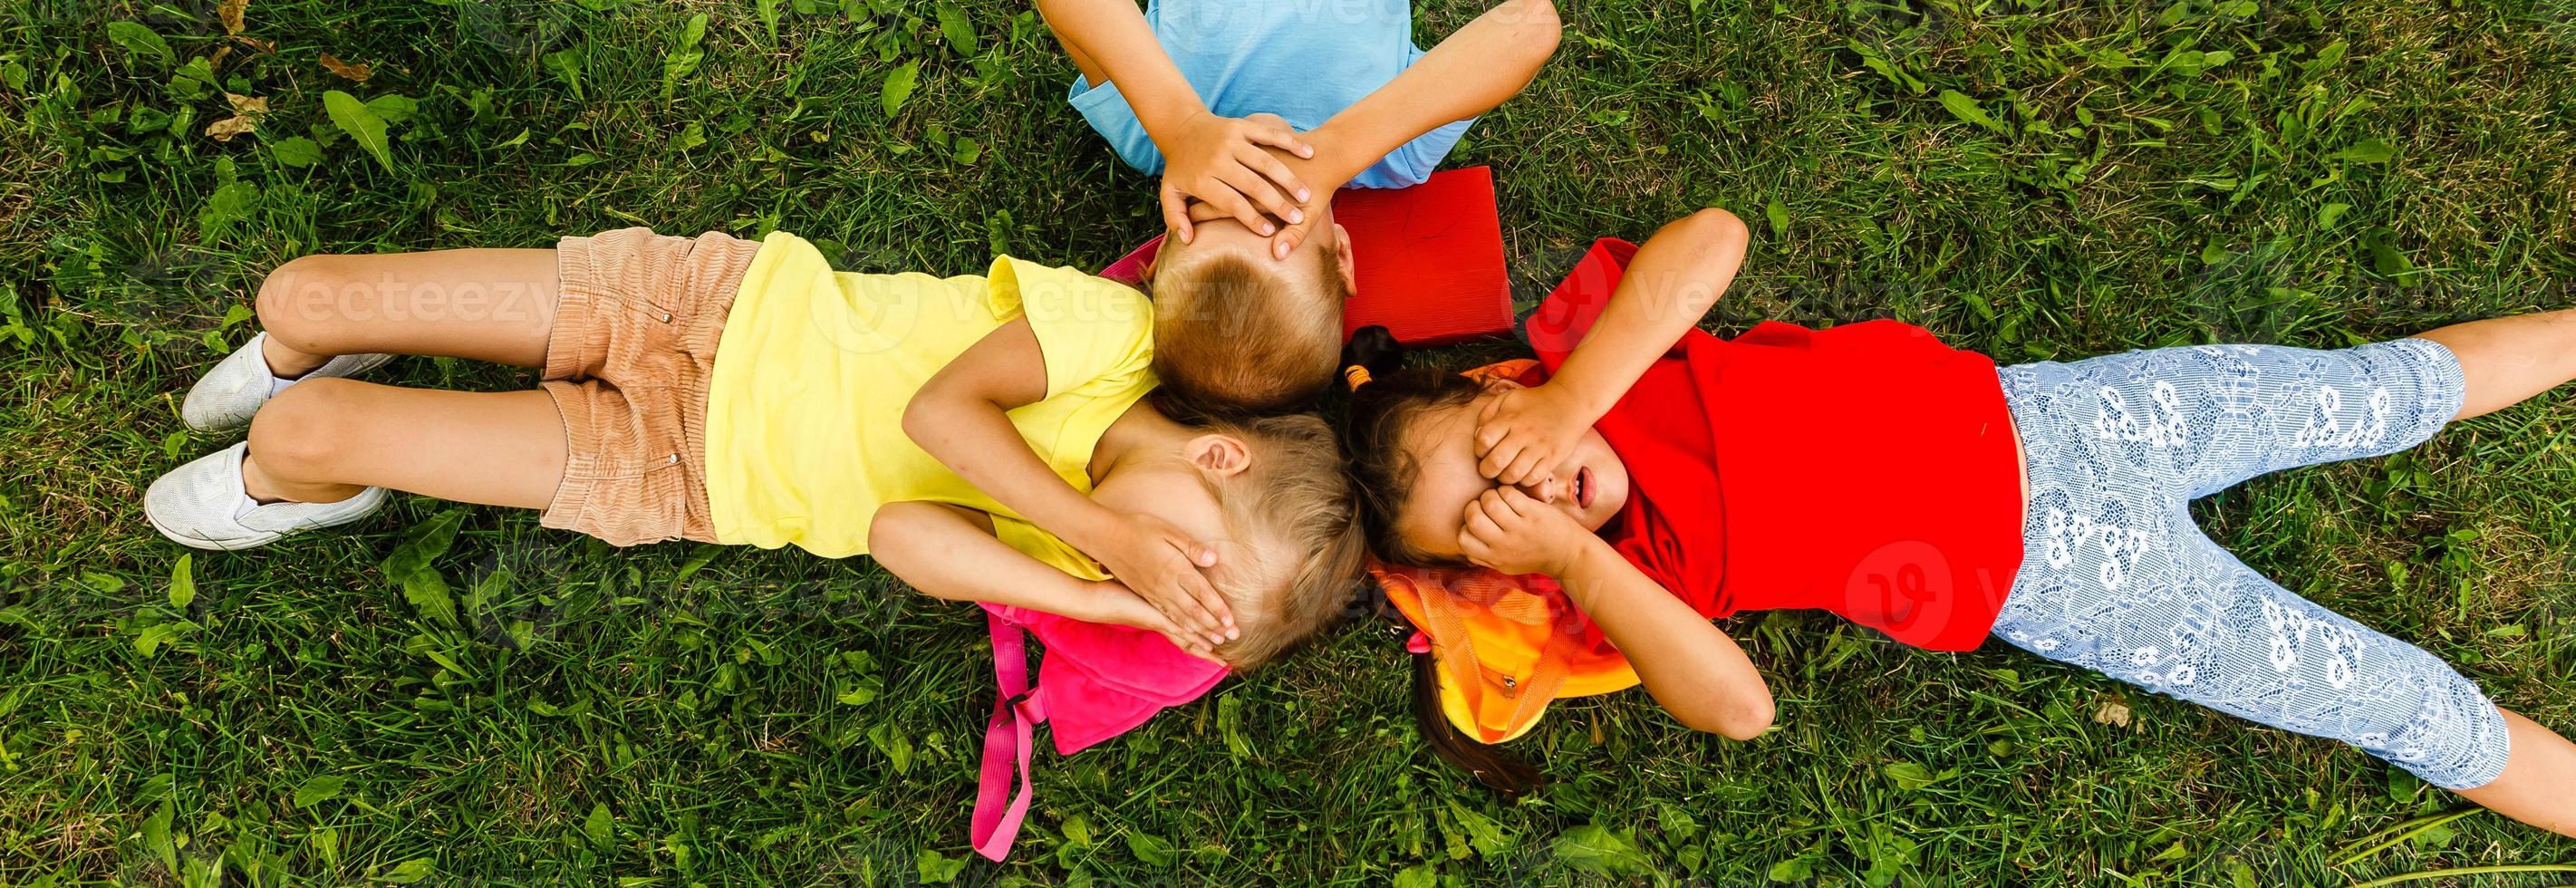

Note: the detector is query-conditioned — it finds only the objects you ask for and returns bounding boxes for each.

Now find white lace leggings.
[1992,339,2510,791]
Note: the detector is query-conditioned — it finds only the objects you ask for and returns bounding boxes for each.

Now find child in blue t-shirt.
[1068,0,1475,191]
[1038,0,1558,414]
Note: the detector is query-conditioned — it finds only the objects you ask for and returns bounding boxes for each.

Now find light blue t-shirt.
[1066,0,1473,189]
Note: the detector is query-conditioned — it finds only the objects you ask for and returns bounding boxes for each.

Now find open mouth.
[1573,467,1596,509]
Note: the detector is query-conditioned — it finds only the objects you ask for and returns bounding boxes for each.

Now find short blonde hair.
[1200,413,1367,670]
[1151,245,1348,416]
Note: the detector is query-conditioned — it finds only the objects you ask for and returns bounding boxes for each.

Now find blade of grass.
[2328,808,2484,868]
[2349,864,2576,888]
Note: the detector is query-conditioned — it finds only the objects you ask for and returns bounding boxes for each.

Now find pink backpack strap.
[970,611,1047,862]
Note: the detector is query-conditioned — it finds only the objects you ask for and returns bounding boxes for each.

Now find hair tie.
[1344,364,1375,391]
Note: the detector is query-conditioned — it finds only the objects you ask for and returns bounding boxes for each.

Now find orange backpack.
[1372,360,1639,744]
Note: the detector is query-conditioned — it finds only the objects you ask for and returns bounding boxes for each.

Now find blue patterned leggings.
[1992,339,2511,791]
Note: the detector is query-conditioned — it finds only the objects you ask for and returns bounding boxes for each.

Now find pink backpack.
[968,603,1227,860]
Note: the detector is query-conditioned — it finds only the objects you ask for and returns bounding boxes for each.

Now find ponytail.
[1346,329,1542,794]
[1340,324,1408,392]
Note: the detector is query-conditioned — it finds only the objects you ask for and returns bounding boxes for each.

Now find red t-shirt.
[1521,239,2024,652]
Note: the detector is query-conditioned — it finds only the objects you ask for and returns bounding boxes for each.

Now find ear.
[1479,377,1525,393]
[1331,223,1357,294]
[1184,433,1255,478]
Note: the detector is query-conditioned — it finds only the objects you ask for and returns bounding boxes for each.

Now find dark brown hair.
[1342,326,1544,795]
[1341,325,1483,565]
[1151,243,1349,417]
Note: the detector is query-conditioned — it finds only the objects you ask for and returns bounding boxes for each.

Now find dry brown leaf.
[217,0,246,34]
[204,117,259,141]
[320,53,371,83]
[204,93,269,142]
[2091,699,2134,729]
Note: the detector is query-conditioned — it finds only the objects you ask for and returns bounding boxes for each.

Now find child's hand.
[1200,123,1349,261]
[1475,384,1592,487]
[1457,487,1591,577]
[1182,196,1311,261]
[1161,111,1315,246]
[1088,579,1222,661]
[1092,511,1236,649]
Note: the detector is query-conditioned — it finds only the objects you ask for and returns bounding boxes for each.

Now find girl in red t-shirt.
[1345,208,2576,837]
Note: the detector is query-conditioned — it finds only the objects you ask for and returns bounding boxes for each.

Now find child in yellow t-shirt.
[147,227,1365,666]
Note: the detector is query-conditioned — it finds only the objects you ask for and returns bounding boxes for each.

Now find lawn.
[4,0,2575,883]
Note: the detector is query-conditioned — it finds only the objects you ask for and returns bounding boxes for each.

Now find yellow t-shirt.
[701,232,1157,565]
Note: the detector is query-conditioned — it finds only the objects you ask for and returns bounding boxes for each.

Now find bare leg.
[2413,310,2576,836]
[2414,308,2576,420]
[2457,709,2576,838]
[243,378,564,509]
[255,249,560,377]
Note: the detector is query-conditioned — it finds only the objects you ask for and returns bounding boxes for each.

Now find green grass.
[4,0,2576,883]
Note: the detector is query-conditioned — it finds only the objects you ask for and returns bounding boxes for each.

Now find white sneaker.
[180,333,393,432]
[145,442,389,550]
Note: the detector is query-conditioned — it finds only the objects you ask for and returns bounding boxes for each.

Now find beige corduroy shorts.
[536,227,760,546]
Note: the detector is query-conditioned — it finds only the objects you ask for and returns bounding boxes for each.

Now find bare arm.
[1240,0,1561,256]
[1458,487,1774,738]
[870,501,1121,618]
[1034,0,1206,143]
[1035,0,1315,237]
[869,501,1206,654]
[1475,208,1751,485]
[1304,0,1562,184]
[1555,537,1776,739]
[904,318,1101,550]
[1531,208,1750,423]
[902,318,1235,649]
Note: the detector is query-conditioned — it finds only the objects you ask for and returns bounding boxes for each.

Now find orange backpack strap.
[1413,571,1576,744]
[1410,572,1497,738]
[1378,547,1642,743]
[1503,631,1576,741]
